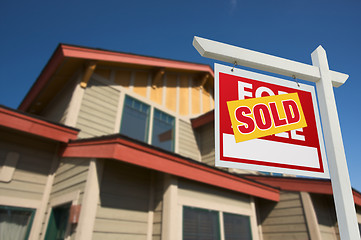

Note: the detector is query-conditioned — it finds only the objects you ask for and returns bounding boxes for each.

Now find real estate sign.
[215,63,329,178]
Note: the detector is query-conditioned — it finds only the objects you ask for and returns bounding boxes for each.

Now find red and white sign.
[215,63,329,178]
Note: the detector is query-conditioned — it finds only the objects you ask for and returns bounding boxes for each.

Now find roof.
[19,43,214,113]
[61,134,280,202]
[245,175,361,207]
[0,105,79,143]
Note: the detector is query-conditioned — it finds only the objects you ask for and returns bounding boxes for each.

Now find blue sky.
[1,0,361,190]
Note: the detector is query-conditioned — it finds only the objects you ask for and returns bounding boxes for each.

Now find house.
[0,43,360,240]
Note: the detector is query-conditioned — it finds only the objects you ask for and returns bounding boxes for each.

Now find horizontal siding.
[95,161,151,239]
[41,75,77,124]
[178,120,199,160]
[76,78,119,138]
[152,173,163,240]
[0,130,56,201]
[50,158,89,201]
[259,191,310,240]
[197,122,215,166]
[311,194,339,240]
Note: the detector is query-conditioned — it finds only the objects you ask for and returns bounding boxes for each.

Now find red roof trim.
[62,45,214,77]
[191,110,214,129]
[62,137,279,202]
[0,107,78,143]
[246,175,361,207]
[18,46,65,111]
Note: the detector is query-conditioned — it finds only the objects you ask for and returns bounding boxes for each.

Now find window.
[45,203,71,240]
[120,95,175,152]
[183,206,252,240]
[0,205,35,240]
[223,212,252,240]
[152,109,175,151]
[120,96,150,142]
[183,206,220,240]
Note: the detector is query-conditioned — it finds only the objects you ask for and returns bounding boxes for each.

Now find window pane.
[183,206,220,240]
[0,206,35,240]
[152,109,174,151]
[120,96,150,142]
[223,212,252,240]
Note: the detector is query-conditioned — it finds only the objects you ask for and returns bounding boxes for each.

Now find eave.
[245,175,361,207]
[61,135,280,202]
[19,44,214,113]
[0,105,79,143]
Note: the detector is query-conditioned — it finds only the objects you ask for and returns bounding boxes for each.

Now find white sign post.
[193,36,359,240]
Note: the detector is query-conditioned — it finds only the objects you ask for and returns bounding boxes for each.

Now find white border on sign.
[214,63,329,178]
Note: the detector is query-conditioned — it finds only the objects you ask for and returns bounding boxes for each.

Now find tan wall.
[40,158,90,239]
[196,122,215,166]
[258,191,309,240]
[311,194,340,240]
[94,160,151,240]
[152,173,164,240]
[178,120,200,161]
[0,129,56,201]
[41,74,78,124]
[76,78,120,138]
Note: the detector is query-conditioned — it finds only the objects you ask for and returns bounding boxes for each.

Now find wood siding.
[0,130,55,201]
[258,191,310,240]
[94,161,151,240]
[41,75,78,124]
[178,120,200,161]
[152,173,164,240]
[196,122,215,166]
[311,194,340,240]
[76,78,119,138]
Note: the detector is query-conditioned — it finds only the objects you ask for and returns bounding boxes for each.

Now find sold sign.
[227,93,307,143]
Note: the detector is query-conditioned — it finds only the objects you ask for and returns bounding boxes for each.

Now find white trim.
[300,192,322,240]
[174,118,180,154]
[219,212,225,240]
[162,74,167,107]
[0,196,41,209]
[176,75,180,115]
[188,77,192,116]
[199,87,203,114]
[129,71,135,91]
[250,197,260,240]
[42,190,81,240]
[146,72,152,99]
[148,107,155,144]
[64,73,86,127]
[114,89,125,133]
[146,172,155,240]
[29,147,59,240]
[75,158,103,240]
[162,174,178,240]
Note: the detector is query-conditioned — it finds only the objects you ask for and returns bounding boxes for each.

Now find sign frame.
[194,36,359,240]
[215,63,329,178]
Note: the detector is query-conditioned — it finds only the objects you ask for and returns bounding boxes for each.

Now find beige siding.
[178,120,200,161]
[94,161,151,240]
[152,173,164,240]
[196,122,215,166]
[76,78,120,138]
[311,194,339,240]
[0,130,55,201]
[258,191,310,240]
[41,75,78,124]
[179,178,252,210]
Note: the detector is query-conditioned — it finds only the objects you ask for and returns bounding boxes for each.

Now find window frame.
[0,205,36,240]
[119,93,176,152]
